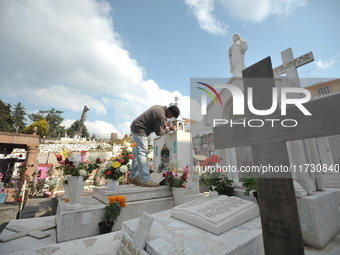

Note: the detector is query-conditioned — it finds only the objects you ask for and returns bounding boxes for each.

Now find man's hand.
[169,125,176,131]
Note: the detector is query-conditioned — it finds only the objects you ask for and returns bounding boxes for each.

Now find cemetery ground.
[2,128,340,254]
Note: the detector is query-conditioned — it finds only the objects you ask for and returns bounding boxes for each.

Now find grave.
[121,197,263,255]
[171,195,259,235]
[214,57,340,252]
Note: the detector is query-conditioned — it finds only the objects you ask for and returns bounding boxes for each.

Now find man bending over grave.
[128,105,180,187]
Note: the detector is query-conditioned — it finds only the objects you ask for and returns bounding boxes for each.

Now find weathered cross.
[273,48,314,79]
[272,48,325,195]
[214,57,340,255]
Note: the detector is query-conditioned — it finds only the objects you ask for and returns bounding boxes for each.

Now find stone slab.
[171,195,259,235]
[93,185,172,203]
[122,209,264,255]
[56,196,106,242]
[297,190,340,249]
[56,195,176,242]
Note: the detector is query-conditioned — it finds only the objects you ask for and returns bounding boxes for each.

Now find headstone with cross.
[273,48,326,196]
[214,56,340,254]
[117,212,153,255]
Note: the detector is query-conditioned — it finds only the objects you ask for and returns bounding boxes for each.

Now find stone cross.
[0,223,56,242]
[273,48,325,195]
[214,57,340,254]
[117,212,153,255]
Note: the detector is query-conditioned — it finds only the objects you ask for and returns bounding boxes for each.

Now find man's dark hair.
[168,105,180,118]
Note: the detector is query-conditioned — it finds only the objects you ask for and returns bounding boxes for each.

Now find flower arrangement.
[98,142,136,181]
[55,148,104,181]
[101,195,126,225]
[162,167,189,191]
[201,155,221,166]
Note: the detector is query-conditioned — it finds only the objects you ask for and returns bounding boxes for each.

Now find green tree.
[12,102,27,133]
[28,108,64,137]
[67,120,90,138]
[22,118,49,137]
[0,99,14,132]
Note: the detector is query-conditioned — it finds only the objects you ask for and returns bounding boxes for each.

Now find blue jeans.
[130,132,151,183]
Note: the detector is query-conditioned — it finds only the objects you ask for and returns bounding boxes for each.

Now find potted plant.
[99,195,126,234]
[199,171,234,196]
[242,177,258,202]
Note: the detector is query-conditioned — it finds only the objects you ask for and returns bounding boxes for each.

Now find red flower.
[17,198,22,202]
[119,154,123,158]
[181,185,186,188]
[128,154,134,159]
[96,158,101,163]
[56,154,63,161]
[120,159,125,164]
[18,154,23,158]
[106,170,112,175]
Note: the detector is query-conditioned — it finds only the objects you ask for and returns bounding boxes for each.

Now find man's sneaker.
[128,177,141,186]
[140,180,160,187]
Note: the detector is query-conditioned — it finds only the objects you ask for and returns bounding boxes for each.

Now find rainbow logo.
[196,82,223,115]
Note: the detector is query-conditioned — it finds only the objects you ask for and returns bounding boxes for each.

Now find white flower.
[125,142,131,147]
[120,165,128,173]
[78,170,87,176]
[126,147,133,153]
[105,161,113,169]
[69,153,82,167]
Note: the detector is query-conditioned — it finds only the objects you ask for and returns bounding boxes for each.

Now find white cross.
[273,47,314,81]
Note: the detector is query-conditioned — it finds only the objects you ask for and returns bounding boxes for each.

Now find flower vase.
[0,193,7,204]
[172,187,186,206]
[98,222,114,234]
[65,176,85,211]
[107,179,119,190]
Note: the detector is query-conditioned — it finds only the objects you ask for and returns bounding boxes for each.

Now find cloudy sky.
[0,0,339,138]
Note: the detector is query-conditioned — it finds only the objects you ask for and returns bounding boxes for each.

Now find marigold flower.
[131,143,137,147]
[108,196,116,203]
[115,195,126,203]
[120,202,127,208]
[65,198,69,202]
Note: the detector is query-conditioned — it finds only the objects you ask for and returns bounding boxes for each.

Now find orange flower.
[120,202,127,208]
[108,196,116,204]
[131,142,137,147]
[115,195,126,203]
[65,198,69,202]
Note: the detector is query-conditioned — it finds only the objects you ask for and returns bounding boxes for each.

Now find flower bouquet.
[99,195,127,234]
[162,167,189,192]
[98,142,135,181]
[55,149,104,207]
[55,149,104,182]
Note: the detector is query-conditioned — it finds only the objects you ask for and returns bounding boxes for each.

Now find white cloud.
[185,0,228,35]
[185,0,307,33]
[85,120,119,138]
[218,0,308,23]
[0,0,192,136]
[314,58,336,71]
[0,0,145,103]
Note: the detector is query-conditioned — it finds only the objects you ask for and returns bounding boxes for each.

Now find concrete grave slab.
[171,195,259,235]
